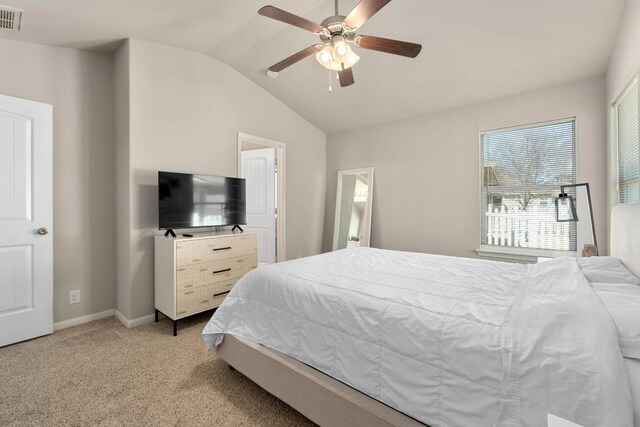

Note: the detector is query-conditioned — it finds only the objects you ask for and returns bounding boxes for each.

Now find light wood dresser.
[154,231,257,335]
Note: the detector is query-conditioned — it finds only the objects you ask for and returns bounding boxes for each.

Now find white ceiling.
[0,0,629,133]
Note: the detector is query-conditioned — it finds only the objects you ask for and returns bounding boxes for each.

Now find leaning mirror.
[332,168,374,250]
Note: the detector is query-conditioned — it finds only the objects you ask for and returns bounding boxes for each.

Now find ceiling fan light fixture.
[316,44,360,71]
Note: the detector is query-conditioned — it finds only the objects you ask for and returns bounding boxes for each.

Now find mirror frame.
[332,167,375,251]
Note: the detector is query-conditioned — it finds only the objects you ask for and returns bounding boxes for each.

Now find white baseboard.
[114,310,155,328]
[53,309,115,331]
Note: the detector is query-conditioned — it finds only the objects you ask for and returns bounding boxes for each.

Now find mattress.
[203,247,633,426]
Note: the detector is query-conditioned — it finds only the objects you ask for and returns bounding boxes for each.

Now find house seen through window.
[480,119,577,252]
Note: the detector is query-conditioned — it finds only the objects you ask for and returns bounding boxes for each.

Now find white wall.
[607,0,640,104]
[0,39,116,322]
[117,39,326,320]
[606,0,640,228]
[324,77,608,258]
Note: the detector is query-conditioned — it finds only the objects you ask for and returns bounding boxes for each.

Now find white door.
[0,94,53,347]
[241,148,276,264]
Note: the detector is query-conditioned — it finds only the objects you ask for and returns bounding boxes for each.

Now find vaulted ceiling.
[0,0,629,133]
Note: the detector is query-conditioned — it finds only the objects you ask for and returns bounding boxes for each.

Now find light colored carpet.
[0,313,315,426]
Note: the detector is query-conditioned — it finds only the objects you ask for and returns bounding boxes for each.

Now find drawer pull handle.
[185,291,194,295]
[200,300,210,304]
[192,258,202,262]
[200,268,208,272]
[185,285,193,288]
[214,290,231,297]
[213,247,232,252]
[213,268,231,275]
[236,259,244,263]
[177,268,185,272]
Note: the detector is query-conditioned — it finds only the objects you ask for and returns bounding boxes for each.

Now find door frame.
[237,132,286,262]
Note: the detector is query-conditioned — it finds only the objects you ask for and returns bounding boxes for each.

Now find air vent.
[0,5,23,32]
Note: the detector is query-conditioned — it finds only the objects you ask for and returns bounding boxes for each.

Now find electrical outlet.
[69,290,81,304]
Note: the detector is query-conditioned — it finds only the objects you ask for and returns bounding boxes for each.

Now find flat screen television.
[158,171,246,231]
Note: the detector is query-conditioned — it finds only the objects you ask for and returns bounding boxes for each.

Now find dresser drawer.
[212,277,239,296]
[176,254,257,291]
[176,288,197,317]
[176,283,229,318]
[175,239,205,266]
[204,234,257,260]
[176,234,257,266]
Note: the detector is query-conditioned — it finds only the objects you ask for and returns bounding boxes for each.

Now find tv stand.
[232,225,244,232]
[164,229,177,238]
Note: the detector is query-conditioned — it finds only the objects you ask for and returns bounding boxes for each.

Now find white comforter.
[202,248,633,426]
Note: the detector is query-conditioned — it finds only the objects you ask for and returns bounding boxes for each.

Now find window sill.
[475,246,576,263]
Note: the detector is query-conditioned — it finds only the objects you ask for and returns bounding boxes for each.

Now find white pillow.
[592,282,640,359]
[577,256,640,286]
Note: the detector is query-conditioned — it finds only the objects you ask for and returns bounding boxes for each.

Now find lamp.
[556,193,577,221]
[315,39,360,71]
[555,183,598,256]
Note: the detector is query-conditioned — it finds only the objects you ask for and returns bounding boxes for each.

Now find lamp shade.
[556,193,578,222]
[332,37,352,63]
[316,46,333,67]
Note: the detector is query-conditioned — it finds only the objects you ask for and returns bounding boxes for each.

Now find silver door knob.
[37,227,49,236]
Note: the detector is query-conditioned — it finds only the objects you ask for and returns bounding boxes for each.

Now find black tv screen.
[158,171,246,229]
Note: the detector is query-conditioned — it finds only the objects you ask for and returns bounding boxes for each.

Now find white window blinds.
[615,77,639,204]
[480,119,576,251]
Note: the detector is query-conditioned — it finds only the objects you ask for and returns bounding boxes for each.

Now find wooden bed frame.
[216,204,640,427]
[217,334,425,427]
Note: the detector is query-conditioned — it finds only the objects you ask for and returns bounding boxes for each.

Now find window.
[615,77,639,204]
[480,119,576,252]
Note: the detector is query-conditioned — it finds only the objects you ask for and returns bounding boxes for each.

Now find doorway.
[237,133,286,264]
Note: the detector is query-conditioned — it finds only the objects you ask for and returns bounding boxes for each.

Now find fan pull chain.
[328,70,332,93]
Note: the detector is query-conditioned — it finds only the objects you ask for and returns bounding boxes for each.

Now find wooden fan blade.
[338,67,355,87]
[343,0,392,29]
[268,45,322,73]
[356,35,422,58]
[259,5,325,33]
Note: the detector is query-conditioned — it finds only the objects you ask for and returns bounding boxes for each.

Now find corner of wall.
[114,39,133,320]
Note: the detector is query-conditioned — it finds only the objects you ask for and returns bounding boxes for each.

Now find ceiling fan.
[259,0,422,88]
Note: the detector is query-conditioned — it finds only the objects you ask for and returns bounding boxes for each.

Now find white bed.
[627,359,640,425]
[609,204,640,426]
[203,204,640,426]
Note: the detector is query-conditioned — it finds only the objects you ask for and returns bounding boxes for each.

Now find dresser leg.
[173,320,177,336]
[154,309,159,323]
